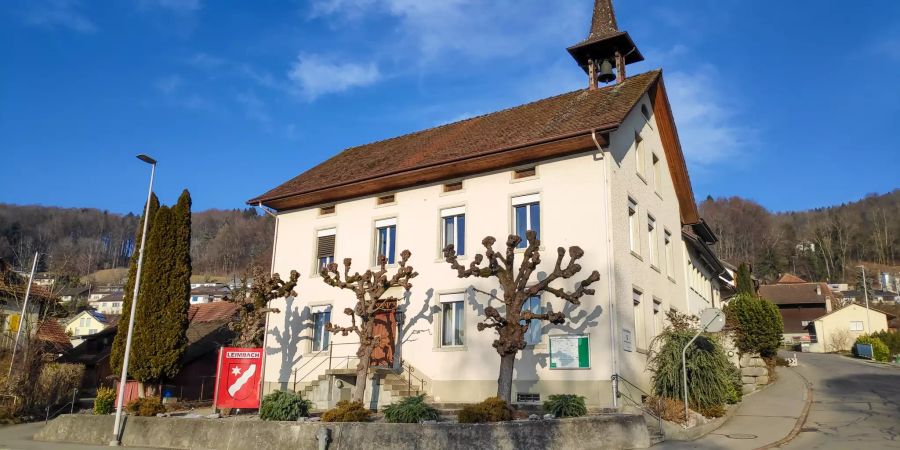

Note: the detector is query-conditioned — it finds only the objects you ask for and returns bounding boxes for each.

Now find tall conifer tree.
[111,193,159,373]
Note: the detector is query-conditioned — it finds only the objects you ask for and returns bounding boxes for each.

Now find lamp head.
[137,154,157,165]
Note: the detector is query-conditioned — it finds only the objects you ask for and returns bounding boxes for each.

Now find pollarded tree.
[228,265,300,348]
[443,231,600,403]
[320,251,418,404]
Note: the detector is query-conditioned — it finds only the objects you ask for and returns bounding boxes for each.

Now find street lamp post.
[858,265,872,334]
[111,154,156,446]
[6,252,40,383]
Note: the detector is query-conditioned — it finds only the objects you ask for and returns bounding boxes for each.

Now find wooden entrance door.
[369,306,397,367]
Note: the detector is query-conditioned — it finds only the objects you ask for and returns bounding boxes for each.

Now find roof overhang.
[567,31,645,72]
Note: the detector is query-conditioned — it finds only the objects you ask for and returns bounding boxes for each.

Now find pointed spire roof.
[588,0,619,40]
[568,0,643,73]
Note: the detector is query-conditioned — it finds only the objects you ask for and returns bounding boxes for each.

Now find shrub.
[648,328,735,411]
[645,396,688,425]
[383,395,439,423]
[259,390,312,421]
[725,363,742,405]
[871,330,900,356]
[853,335,890,362]
[34,363,84,408]
[542,394,587,418]
[94,387,116,415]
[321,401,371,423]
[725,293,783,357]
[696,403,726,419]
[125,397,165,417]
[457,397,512,423]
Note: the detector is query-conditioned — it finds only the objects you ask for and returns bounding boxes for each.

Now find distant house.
[59,286,91,304]
[88,285,123,303]
[0,270,57,347]
[91,292,124,315]
[62,301,240,400]
[806,304,893,353]
[840,289,899,305]
[189,285,230,305]
[759,275,839,346]
[65,310,115,338]
[35,319,74,356]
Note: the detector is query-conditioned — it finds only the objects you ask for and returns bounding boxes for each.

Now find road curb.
[754,367,812,450]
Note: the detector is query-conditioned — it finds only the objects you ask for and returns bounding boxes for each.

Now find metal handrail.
[400,360,427,396]
[291,342,358,391]
[611,374,662,434]
[45,388,78,422]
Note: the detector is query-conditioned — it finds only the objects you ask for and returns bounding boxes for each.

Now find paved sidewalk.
[658,367,809,449]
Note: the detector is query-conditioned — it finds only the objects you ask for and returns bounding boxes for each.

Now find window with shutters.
[374,218,397,264]
[316,228,336,270]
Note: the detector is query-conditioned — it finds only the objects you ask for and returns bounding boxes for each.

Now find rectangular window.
[374,218,397,264]
[652,153,662,192]
[635,134,646,178]
[653,298,663,336]
[512,194,540,248]
[849,321,864,331]
[312,310,331,352]
[443,181,463,192]
[633,289,647,350]
[317,228,336,270]
[628,198,640,255]
[377,194,395,205]
[441,207,466,256]
[513,167,536,179]
[319,205,335,215]
[664,230,674,277]
[520,296,542,345]
[648,214,658,267]
[441,293,465,347]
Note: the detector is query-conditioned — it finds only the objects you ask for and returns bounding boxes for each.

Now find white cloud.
[665,66,752,167]
[288,54,381,101]
[23,0,96,33]
[309,0,583,65]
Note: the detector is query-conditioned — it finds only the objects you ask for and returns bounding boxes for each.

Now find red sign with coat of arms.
[214,347,263,409]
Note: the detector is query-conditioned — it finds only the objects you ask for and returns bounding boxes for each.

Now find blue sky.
[2,0,898,214]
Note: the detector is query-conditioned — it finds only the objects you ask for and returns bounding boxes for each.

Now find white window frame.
[633,289,647,351]
[849,321,864,331]
[512,194,540,248]
[441,207,466,256]
[652,153,662,193]
[628,198,640,256]
[310,305,332,352]
[648,214,658,268]
[374,218,397,264]
[635,133,646,179]
[316,228,337,271]
[664,229,674,278]
[520,295,542,346]
[440,293,465,347]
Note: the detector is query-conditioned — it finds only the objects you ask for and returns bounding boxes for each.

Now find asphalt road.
[784,352,900,449]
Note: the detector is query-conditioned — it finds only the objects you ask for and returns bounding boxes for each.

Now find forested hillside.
[1,189,896,286]
[700,189,899,283]
[0,203,273,282]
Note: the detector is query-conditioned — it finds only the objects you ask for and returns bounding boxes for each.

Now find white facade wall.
[65,312,105,337]
[263,93,690,406]
[808,304,889,353]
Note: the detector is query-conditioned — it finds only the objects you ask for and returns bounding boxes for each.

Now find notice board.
[549,335,590,369]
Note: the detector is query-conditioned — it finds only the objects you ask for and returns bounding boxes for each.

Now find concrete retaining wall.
[36,414,651,450]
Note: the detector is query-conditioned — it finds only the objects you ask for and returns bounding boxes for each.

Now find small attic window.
[641,104,651,121]
[377,194,395,205]
[443,181,463,193]
[319,205,335,215]
[513,166,536,179]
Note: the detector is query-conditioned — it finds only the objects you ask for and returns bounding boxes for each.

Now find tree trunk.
[496,352,516,403]
[352,348,372,403]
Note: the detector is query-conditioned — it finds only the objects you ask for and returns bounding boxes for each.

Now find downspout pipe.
[594,129,619,408]
[257,202,279,402]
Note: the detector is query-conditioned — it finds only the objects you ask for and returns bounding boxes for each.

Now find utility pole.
[858,265,872,334]
[7,252,39,383]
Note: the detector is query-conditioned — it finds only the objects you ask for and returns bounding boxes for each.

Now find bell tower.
[567,0,644,89]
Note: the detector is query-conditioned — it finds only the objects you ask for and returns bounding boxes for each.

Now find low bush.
[725,363,742,405]
[321,400,371,422]
[645,396,688,426]
[94,387,116,415]
[542,394,587,418]
[383,395,439,423]
[34,363,84,408]
[853,335,890,362]
[125,397,165,417]
[259,390,312,421]
[871,330,900,356]
[457,396,512,423]
[696,403,726,418]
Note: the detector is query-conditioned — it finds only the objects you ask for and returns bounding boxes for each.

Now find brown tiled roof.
[188,301,240,323]
[776,273,807,284]
[759,283,835,306]
[250,70,661,206]
[36,319,73,352]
